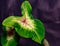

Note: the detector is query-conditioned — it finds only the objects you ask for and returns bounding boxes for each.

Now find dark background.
[0,0,60,46]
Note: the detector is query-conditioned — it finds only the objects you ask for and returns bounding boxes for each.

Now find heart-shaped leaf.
[14,18,45,44]
[2,1,45,44]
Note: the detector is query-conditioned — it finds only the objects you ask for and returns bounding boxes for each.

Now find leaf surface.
[2,1,45,44]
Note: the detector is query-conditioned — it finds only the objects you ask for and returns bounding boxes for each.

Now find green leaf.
[1,31,17,46]
[14,18,45,44]
[2,16,16,27]
[6,38,17,46]
[21,1,32,13]
[2,0,45,44]
[32,19,45,44]
[1,31,7,46]
[2,16,21,27]
[21,1,34,19]
[2,15,45,44]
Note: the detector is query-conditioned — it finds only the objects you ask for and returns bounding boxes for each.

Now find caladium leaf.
[2,16,21,27]
[2,1,45,44]
[1,36,17,46]
[2,16,16,27]
[21,1,34,19]
[2,15,45,44]
[1,28,17,46]
[14,18,45,44]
